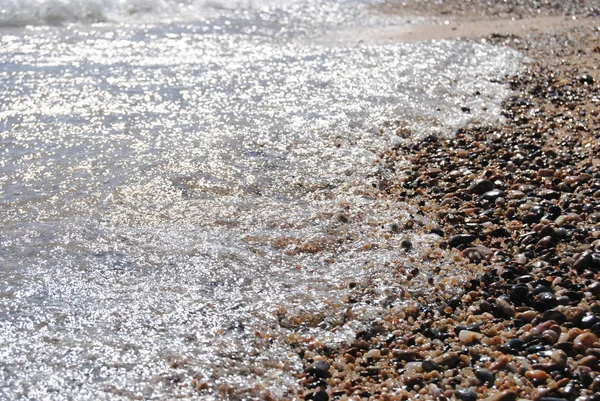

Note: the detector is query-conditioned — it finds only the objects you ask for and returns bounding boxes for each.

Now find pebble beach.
[295,1,600,400]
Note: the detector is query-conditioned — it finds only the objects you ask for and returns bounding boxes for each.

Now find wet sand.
[295,1,600,400]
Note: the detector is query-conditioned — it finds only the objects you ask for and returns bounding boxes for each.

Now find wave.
[0,0,276,27]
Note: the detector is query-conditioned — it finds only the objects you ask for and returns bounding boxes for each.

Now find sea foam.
[0,0,276,26]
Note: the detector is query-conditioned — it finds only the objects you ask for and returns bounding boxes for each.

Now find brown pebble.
[434,352,460,368]
[574,332,599,352]
[489,355,510,371]
[550,349,568,367]
[525,369,549,382]
[580,355,598,369]
[495,297,514,318]
[541,329,559,345]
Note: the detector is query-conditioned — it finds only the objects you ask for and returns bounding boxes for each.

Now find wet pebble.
[475,368,495,386]
[468,179,494,195]
[459,330,483,344]
[307,361,330,379]
[455,388,478,401]
[533,292,558,312]
[574,332,598,352]
[449,233,476,248]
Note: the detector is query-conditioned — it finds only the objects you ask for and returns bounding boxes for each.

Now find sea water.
[0,0,522,399]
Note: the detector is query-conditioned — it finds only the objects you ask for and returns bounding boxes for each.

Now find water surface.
[0,0,522,399]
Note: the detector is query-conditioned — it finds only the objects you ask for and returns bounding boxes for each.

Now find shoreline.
[336,15,597,44]
[295,2,600,400]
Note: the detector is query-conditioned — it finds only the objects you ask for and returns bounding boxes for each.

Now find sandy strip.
[332,15,599,43]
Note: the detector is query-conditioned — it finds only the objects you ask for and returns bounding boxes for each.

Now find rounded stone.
[455,388,478,401]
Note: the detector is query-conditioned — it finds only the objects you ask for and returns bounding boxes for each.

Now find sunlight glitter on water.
[0,1,523,399]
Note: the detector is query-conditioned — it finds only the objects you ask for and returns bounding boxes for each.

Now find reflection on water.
[0,0,522,399]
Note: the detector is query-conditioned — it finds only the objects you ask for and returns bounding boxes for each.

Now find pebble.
[574,332,598,352]
[475,369,495,386]
[525,369,549,382]
[455,388,478,401]
[482,189,505,202]
[459,330,484,344]
[434,352,460,368]
[449,234,477,248]
[468,179,494,195]
[307,361,330,379]
[460,245,492,262]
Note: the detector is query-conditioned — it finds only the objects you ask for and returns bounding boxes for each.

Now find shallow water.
[0,0,523,399]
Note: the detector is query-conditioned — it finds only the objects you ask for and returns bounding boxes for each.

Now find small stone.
[532,292,557,312]
[455,388,478,401]
[489,355,509,371]
[535,235,556,252]
[574,332,598,352]
[460,245,492,262]
[366,349,380,359]
[510,283,530,304]
[550,349,567,367]
[580,73,594,85]
[449,234,476,248]
[475,369,495,387]
[590,283,600,297]
[580,355,598,369]
[574,251,594,272]
[481,189,505,202]
[309,390,329,401]
[307,361,330,378]
[434,352,460,368]
[459,330,483,344]
[468,179,494,195]
[525,369,549,382]
[422,359,441,372]
[400,239,412,251]
[507,190,526,199]
[495,297,515,318]
[541,329,559,345]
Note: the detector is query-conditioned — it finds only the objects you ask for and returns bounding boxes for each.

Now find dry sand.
[339,15,598,44]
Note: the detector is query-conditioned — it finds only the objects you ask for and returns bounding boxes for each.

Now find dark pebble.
[574,251,594,272]
[422,359,441,372]
[449,233,476,248]
[541,309,566,324]
[491,227,511,237]
[475,369,495,387]
[580,73,594,85]
[581,314,598,329]
[307,361,330,379]
[592,322,600,336]
[508,338,524,349]
[510,283,530,304]
[468,179,494,195]
[482,189,505,202]
[532,292,558,312]
[589,282,600,297]
[455,388,478,401]
[401,239,412,251]
[430,226,444,236]
[309,390,329,401]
